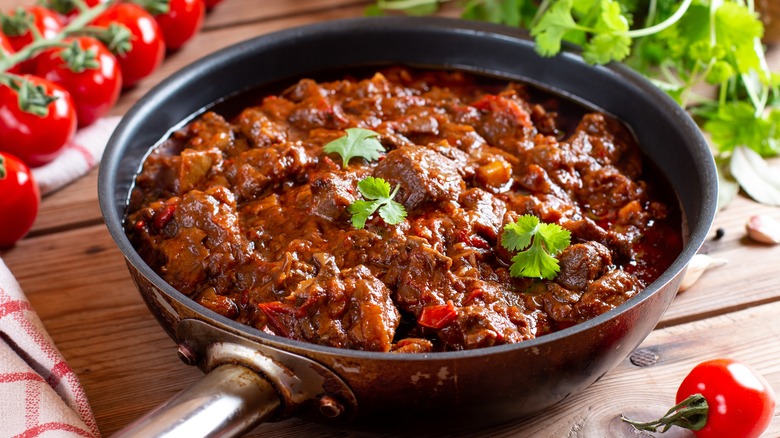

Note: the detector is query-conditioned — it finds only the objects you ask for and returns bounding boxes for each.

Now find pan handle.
[111,363,281,438]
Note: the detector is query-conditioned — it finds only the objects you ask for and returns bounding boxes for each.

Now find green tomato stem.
[0,71,23,87]
[621,393,708,433]
[73,0,90,13]
[30,23,45,42]
[0,0,113,73]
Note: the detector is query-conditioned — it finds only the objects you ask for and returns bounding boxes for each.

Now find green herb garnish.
[323,128,385,168]
[348,177,407,229]
[501,214,571,280]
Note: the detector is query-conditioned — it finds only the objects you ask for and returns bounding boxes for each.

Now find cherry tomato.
[204,0,223,11]
[154,0,205,51]
[0,32,21,74]
[0,152,40,248]
[0,75,77,167]
[93,3,165,88]
[3,6,63,73]
[34,36,122,127]
[676,358,776,438]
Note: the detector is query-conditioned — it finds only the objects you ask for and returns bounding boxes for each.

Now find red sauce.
[125,67,682,353]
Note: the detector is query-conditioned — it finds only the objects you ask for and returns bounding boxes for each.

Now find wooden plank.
[202,0,371,30]
[487,301,780,438]
[0,0,26,8]
[3,223,779,436]
[660,193,780,326]
[30,167,103,235]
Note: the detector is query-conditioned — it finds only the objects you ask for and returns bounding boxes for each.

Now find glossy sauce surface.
[126,67,682,352]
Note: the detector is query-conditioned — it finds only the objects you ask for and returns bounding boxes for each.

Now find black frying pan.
[98,17,717,437]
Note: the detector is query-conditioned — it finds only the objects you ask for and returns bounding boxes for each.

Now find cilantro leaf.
[509,242,561,280]
[501,215,571,280]
[501,215,538,252]
[348,200,380,229]
[462,0,538,28]
[538,221,572,254]
[323,128,385,168]
[583,33,631,64]
[580,0,631,63]
[714,2,765,78]
[702,103,780,157]
[348,177,407,229]
[530,0,577,57]
[378,195,406,223]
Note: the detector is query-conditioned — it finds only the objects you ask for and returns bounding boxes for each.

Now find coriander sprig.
[501,214,571,280]
[323,128,385,168]
[348,176,407,229]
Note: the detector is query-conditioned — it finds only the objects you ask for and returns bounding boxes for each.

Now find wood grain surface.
[2,0,780,436]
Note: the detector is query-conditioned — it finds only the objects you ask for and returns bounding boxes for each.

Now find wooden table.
[2,1,780,436]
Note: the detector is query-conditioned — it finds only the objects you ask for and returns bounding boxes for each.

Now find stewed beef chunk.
[374,146,464,211]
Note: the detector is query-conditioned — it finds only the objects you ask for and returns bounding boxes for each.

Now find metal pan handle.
[112,319,356,437]
[112,364,280,438]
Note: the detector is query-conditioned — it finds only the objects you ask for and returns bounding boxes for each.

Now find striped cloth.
[0,259,99,437]
[1,117,121,437]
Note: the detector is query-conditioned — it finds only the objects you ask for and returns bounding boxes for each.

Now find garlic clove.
[746,215,780,245]
[679,254,728,292]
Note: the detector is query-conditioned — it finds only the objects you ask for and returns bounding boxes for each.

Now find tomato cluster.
[0,0,221,247]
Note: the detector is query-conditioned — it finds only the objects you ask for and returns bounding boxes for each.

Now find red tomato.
[0,32,21,74]
[154,0,205,51]
[93,3,165,88]
[0,152,40,248]
[204,0,223,11]
[4,6,63,73]
[34,36,122,127]
[676,359,776,438]
[0,76,77,167]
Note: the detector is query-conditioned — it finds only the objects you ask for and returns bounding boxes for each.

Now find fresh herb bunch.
[369,0,780,207]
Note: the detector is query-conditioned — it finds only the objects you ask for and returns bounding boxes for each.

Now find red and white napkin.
[1,116,121,437]
[0,259,99,437]
[31,116,121,196]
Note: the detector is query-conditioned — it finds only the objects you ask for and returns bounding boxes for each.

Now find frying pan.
[98,17,718,437]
